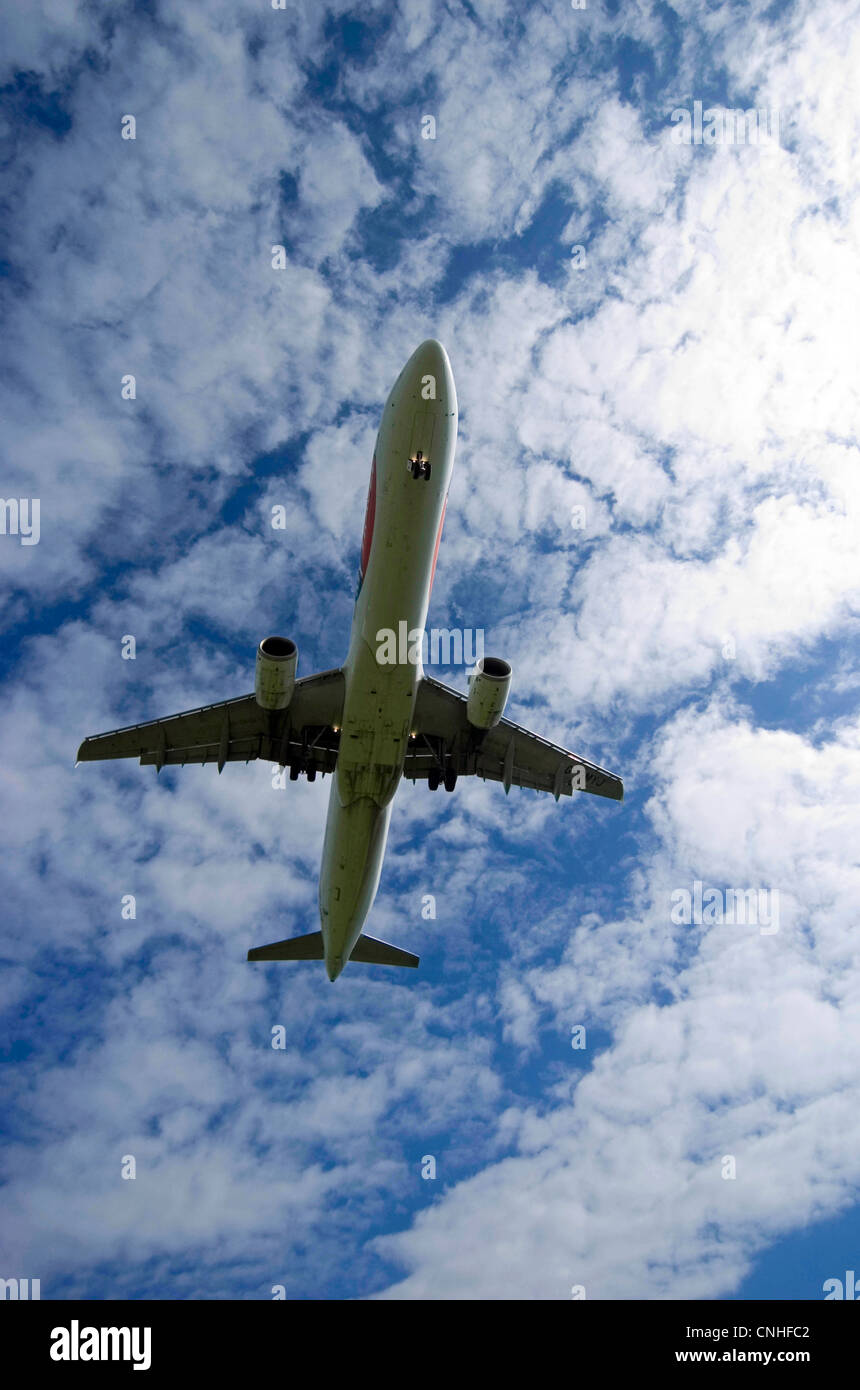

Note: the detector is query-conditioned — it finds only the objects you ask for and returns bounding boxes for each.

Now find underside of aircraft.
[77,341,623,978]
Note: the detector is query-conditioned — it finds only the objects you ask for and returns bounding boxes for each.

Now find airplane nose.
[413,337,447,370]
[398,339,455,412]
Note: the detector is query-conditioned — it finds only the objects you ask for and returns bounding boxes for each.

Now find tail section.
[348,935,419,968]
[247,930,418,970]
[248,931,324,961]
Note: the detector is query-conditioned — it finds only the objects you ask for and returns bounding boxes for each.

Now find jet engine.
[255,636,298,711]
[466,656,511,729]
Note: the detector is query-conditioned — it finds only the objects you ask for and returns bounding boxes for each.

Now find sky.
[1,0,859,1301]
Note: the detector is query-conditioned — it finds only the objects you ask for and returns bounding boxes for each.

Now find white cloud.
[376,705,860,1297]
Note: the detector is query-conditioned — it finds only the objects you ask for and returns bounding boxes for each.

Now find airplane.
[76,339,623,980]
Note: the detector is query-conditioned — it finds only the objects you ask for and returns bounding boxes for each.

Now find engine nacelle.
[255,636,297,711]
[466,656,512,729]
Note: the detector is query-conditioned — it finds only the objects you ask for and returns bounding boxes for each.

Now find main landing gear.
[408,450,431,480]
[427,767,457,792]
[288,761,316,781]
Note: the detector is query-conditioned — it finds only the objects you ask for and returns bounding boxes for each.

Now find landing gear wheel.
[428,769,441,791]
[423,463,431,480]
[307,766,316,782]
[289,763,300,781]
[443,768,457,792]
[410,459,422,479]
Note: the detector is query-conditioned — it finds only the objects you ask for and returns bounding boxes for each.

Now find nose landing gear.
[408,450,432,480]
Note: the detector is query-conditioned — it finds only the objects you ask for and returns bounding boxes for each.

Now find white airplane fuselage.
[318,340,458,979]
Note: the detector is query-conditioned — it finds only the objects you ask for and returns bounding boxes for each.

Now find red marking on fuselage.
[359,454,377,585]
[429,494,447,595]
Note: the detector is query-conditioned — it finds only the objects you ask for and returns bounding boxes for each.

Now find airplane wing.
[76,668,345,774]
[407,674,623,801]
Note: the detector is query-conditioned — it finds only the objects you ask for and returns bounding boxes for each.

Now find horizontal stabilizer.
[349,934,419,968]
[248,931,324,962]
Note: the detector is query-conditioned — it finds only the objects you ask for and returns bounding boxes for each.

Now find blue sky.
[1,0,859,1300]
